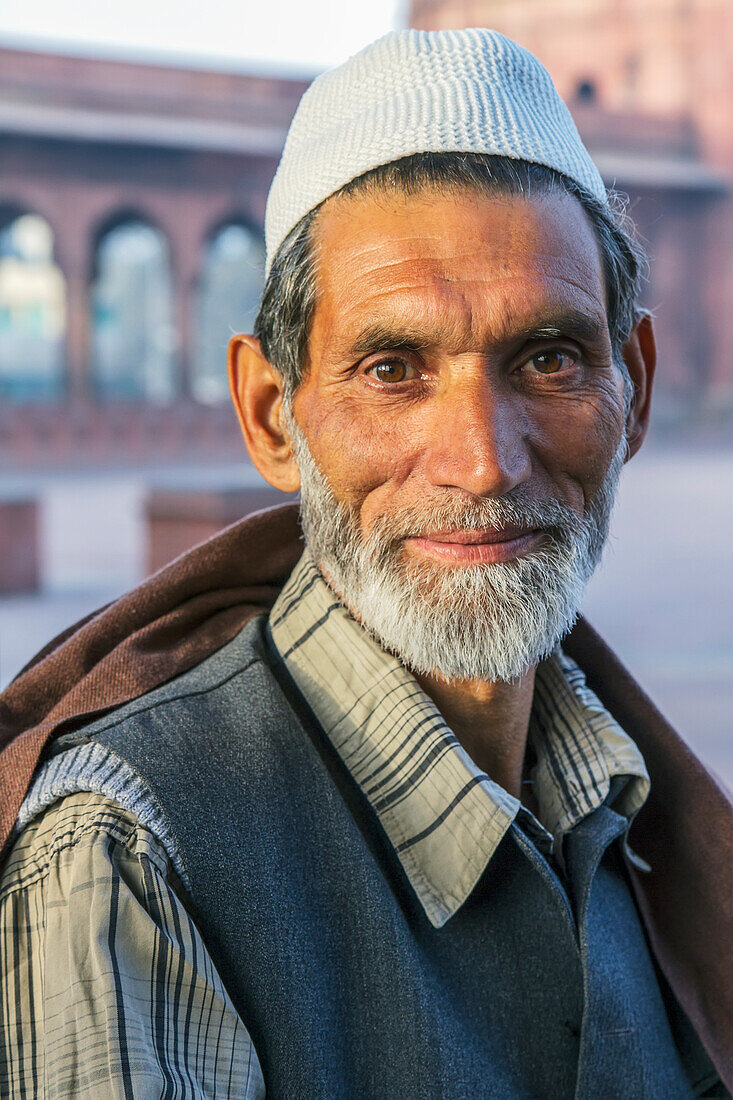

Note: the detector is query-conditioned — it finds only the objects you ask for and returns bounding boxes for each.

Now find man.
[0,28,731,1099]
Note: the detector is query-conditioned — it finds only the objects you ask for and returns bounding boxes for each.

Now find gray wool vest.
[58,615,719,1099]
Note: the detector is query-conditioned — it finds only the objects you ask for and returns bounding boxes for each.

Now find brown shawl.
[1,503,731,1087]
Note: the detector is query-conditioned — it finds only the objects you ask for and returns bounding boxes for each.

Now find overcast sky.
[0,0,406,75]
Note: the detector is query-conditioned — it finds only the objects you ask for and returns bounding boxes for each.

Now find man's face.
[288,185,630,681]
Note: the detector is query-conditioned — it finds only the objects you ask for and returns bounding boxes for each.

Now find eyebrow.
[343,311,608,359]
[346,322,433,358]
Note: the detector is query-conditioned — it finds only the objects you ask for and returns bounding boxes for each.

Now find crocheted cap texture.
[264,27,607,272]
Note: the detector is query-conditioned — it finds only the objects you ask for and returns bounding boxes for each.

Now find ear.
[228,334,301,493]
[621,311,657,461]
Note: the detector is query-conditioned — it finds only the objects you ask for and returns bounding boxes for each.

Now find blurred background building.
[412,0,733,419]
[0,46,306,595]
[0,47,306,467]
[0,1,731,785]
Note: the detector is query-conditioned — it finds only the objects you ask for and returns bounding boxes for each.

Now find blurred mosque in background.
[410,0,733,416]
[0,46,306,479]
[0,2,731,593]
[1,0,732,471]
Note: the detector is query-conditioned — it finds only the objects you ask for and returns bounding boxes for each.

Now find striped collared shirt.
[0,549,655,1096]
[269,550,650,927]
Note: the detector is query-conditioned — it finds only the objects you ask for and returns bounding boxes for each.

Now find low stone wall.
[146,487,298,575]
[0,499,39,593]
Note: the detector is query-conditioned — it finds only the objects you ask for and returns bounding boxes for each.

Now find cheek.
[532,389,625,510]
[295,392,420,518]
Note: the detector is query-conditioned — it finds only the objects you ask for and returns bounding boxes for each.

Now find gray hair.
[254,152,647,412]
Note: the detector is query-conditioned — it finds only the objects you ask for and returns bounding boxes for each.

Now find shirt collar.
[269,550,650,928]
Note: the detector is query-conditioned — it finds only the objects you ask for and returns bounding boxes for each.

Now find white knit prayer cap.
[264,28,607,273]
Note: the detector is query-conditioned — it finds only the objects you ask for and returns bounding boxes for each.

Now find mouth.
[404,527,543,564]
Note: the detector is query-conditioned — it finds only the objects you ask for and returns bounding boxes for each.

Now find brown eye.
[528,351,576,375]
[366,360,413,383]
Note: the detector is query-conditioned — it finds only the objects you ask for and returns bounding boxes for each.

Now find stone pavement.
[582,443,733,788]
[1,442,731,787]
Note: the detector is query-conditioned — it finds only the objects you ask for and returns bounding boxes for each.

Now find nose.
[423,376,533,498]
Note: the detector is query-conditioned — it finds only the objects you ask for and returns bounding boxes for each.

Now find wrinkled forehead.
[308,184,609,352]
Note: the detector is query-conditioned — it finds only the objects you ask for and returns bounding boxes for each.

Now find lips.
[416,526,538,545]
[403,527,544,565]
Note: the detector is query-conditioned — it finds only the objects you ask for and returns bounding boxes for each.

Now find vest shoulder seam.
[62,646,267,747]
[92,653,263,738]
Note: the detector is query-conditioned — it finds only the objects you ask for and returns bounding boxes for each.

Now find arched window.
[193,221,265,404]
[0,211,66,401]
[91,218,176,402]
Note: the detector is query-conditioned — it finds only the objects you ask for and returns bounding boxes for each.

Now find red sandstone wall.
[410,0,733,406]
[410,0,733,172]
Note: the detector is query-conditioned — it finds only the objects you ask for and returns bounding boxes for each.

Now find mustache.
[363,487,586,545]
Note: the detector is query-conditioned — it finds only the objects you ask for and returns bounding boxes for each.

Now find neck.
[415,666,537,802]
[317,558,538,804]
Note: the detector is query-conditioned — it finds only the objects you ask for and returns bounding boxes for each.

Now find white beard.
[286,412,626,683]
